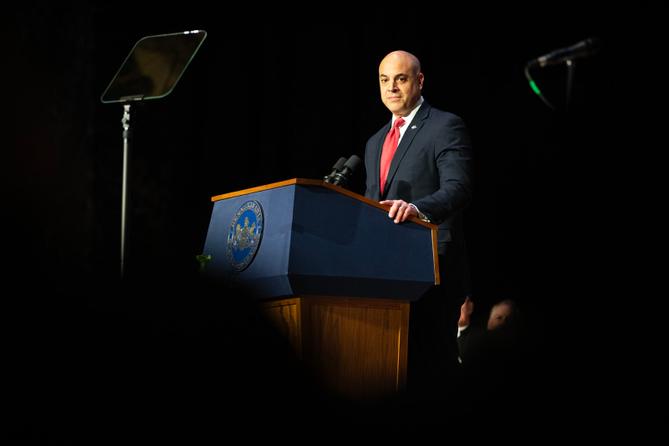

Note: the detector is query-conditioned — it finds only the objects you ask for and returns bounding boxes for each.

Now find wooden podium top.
[211,178,436,230]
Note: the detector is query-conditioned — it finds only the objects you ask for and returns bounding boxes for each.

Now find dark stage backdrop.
[11,4,649,435]
[13,7,619,286]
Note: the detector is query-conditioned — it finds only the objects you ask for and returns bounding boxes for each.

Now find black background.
[10,3,650,439]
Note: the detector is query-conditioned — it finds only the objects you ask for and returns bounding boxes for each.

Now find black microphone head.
[529,36,601,68]
[342,154,362,173]
[331,155,362,186]
[332,156,347,171]
[571,37,601,56]
[581,37,600,49]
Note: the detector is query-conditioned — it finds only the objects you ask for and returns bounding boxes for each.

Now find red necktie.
[379,117,405,195]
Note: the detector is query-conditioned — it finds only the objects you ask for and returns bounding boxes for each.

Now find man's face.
[487,302,512,331]
[379,54,423,116]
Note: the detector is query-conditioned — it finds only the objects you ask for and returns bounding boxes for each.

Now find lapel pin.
[411,125,417,129]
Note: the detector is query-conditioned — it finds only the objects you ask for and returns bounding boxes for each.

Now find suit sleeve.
[413,114,473,224]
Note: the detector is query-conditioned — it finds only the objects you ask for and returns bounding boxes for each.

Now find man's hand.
[458,296,474,328]
[380,199,418,223]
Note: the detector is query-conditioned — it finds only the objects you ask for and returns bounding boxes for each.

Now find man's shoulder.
[423,103,464,124]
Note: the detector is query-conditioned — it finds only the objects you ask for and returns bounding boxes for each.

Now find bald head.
[380,50,421,76]
[378,50,424,116]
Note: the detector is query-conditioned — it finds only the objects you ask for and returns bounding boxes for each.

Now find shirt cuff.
[457,324,469,338]
[409,203,431,222]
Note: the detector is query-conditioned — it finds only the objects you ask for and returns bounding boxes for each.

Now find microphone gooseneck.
[324,157,347,183]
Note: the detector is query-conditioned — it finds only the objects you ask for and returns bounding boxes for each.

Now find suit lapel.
[382,103,431,197]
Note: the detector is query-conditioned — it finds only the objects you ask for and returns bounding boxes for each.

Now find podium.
[201,178,439,399]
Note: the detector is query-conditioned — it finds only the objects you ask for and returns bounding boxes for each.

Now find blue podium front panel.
[202,181,436,300]
[288,185,435,299]
[202,186,296,297]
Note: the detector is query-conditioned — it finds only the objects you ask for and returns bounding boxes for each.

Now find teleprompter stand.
[100,30,207,277]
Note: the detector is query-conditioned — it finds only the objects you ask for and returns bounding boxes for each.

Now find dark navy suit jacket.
[364,101,473,259]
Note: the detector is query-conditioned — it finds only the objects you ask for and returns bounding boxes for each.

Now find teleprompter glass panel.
[101,30,207,103]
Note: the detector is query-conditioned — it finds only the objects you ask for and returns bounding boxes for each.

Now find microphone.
[323,157,347,183]
[331,155,362,186]
[528,37,600,68]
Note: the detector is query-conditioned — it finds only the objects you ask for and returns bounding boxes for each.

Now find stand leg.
[566,59,575,111]
[121,104,131,278]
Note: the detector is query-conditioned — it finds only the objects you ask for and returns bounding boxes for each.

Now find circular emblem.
[226,200,264,272]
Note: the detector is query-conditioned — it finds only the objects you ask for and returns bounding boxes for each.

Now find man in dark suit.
[364,50,473,400]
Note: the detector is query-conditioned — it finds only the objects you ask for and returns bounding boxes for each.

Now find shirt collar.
[391,96,424,128]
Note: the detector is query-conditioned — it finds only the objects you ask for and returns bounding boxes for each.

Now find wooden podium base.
[260,295,409,400]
